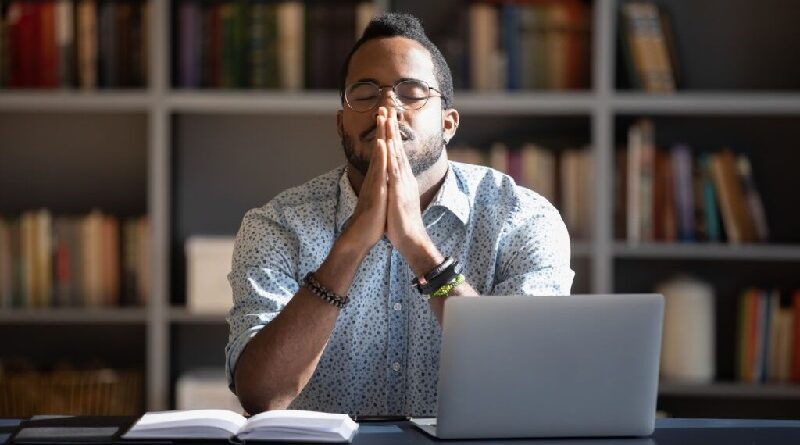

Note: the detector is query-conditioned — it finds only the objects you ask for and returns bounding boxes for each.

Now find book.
[55,0,75,87]
[122,410,359,443]
[792,291,800,383]
[179,0,202,88]
[277,1,304,90]
[699,153,723,242]
[469,2,500,90]
[186,236,235,314]
[671,144,694,242]
[619,2,676,92]
[521,144,556,204]
[626,119,655,243]
[709,149,755,243]
[77,0,98,89]
[176,369,242,411]
[12,415,133,444]
[736,154,769,242]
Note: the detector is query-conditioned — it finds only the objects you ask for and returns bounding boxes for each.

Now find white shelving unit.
[2,0,800,417]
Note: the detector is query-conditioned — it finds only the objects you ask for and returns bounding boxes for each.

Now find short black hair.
[339,12,454,109]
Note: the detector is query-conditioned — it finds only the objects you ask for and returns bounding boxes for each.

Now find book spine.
[792,291,800,383]
[671,144,694,242]
[263,4,278,89]
[179,0,201,88]
[55,0,75,88]
[140,0,150,86]
[627,122,642,243]
[40,2,58,88]
[0,218,11,308]
[469,2,498,90]
[77,0,97,89]
[220,3,235,89]
[501,4,520,90]
[736,154,769,242]
[639,120,656,242]
[98,0,116,88]
[116,2,132,87]
[277,1,303,90]
[249,1,267,89]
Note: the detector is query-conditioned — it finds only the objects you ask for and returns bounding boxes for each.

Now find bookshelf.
[1,0,800,418]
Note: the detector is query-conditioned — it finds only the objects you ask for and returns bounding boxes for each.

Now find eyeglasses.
[344,79,444,113]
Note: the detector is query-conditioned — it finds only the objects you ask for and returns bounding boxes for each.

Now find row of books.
[466,0,591,91]
[176,0,374,89]
[618,119,768,244]
[0,210,150,309]
[449,143,593,239]
[0,0,150,89]
[737,288,800,384]
[618,1,678,92]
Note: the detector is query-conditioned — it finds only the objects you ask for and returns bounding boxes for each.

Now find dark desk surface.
[4,418,800,445]
[354,418,800,445]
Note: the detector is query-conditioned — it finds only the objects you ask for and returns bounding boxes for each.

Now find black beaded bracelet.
[412,257,461,295]
[302,272,349,309]
[421,260,462,295]
[423,257,454,283]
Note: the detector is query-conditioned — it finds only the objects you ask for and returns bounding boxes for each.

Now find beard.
[340,123,446,177]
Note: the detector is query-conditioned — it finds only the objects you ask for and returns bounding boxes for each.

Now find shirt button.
[392,362,401,372]
[393,302,402,311]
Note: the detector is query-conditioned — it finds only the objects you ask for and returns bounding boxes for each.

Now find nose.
[378,87,403,109]
[371,88,407,121]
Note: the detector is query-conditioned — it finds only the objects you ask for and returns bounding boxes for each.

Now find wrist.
[337,225,376,260]
[316,233,369,296]
[402,235,445,278]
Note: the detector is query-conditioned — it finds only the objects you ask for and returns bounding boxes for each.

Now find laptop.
[410,294,664,439]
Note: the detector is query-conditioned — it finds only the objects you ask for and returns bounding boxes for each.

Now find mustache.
[359,123,414,142]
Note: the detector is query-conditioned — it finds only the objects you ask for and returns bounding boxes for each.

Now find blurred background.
[1,0,799,419]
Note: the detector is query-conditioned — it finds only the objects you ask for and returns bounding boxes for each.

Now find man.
[226,13,574,417]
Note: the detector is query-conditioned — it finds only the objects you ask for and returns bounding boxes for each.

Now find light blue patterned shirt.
[226,161,574,416]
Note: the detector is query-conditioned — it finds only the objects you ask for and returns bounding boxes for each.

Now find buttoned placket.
[385,240,409,414]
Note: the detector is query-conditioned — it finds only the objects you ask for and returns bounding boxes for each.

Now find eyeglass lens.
[346,80,430,111]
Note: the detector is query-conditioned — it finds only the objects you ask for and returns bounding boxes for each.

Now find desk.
[356,419,800,445]
[3,418,800,445]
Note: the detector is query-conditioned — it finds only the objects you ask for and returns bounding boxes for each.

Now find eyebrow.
[352,77,429,85]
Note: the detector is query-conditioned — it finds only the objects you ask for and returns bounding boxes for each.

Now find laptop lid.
[434,294,664,439]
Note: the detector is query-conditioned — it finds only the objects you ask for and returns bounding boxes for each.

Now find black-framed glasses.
[344,79,444,112]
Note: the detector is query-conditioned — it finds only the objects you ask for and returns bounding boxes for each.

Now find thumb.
[374,139,389,181]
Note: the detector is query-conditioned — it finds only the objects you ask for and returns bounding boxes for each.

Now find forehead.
[346,36,437,86]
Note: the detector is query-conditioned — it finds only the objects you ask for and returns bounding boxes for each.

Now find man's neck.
[347,153,449,211]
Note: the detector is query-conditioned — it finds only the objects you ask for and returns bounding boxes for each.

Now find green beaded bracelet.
[430,273,465,298]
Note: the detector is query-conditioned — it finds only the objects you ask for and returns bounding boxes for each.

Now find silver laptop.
[411,294,664,439]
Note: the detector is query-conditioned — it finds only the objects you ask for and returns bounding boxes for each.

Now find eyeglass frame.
[343,78,446,113]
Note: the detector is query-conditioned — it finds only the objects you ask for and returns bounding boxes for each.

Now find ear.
[336,110,344,138]
[442,108,459,144]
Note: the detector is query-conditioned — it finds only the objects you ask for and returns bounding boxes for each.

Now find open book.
[122,410,358,443]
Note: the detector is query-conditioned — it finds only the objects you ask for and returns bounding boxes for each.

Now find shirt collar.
[335,167,359,235]
[335,162,471,234]
[425,162,471,226]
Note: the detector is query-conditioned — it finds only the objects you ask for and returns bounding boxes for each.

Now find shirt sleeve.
[491,192,575,296]
[225,205,300,392]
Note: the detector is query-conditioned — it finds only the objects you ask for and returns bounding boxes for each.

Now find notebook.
[410,294,664,439]
[0,419,23,445]
[11,416,133,444]
[122,410,358,443]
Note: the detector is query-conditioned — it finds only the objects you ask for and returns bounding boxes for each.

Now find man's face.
[338,37,447,177]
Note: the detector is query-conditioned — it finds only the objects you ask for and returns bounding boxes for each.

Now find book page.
[237,410,358,442]
[123,410,246,439]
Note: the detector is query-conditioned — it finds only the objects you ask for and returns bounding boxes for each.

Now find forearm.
[428,280,478,324]
[401,237,479,325]
[234,233,367,413]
